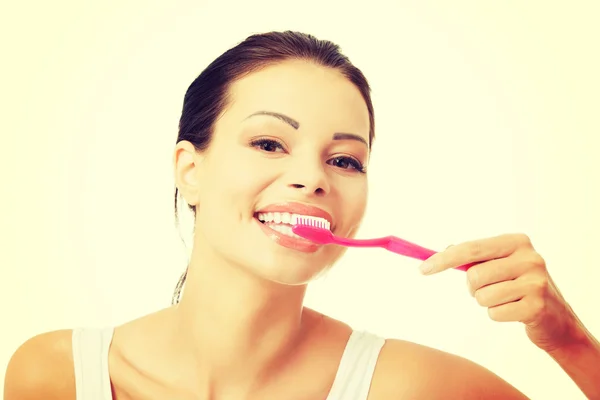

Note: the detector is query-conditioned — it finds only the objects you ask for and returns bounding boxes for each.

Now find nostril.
[290,183,326,195]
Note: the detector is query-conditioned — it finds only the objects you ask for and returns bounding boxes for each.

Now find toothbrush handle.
[385,236,475,271]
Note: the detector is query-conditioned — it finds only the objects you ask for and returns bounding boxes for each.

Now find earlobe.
[173,141,204,206]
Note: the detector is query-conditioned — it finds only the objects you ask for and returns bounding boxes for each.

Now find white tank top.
[72,327,385,400]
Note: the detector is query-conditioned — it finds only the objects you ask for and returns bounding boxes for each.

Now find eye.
[250,138,286,153]
[328,156,366,173]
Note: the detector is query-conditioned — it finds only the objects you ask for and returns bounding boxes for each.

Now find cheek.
[341,180,368,230]
[201,152,275,212]
[223,162,274,201]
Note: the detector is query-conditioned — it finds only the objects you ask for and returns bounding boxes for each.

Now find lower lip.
[254,218,321,253]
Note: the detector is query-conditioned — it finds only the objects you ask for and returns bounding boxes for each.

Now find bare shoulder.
[367,338,530,400]
[3,329,76,400]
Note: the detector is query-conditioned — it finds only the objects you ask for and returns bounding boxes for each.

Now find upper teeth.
[257,212,331,230]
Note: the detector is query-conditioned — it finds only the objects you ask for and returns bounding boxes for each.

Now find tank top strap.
[71,327,383,400]
[72,327,115,400]
[326,330,386,400]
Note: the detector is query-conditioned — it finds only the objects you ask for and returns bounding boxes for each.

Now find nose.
[287,160,330,196]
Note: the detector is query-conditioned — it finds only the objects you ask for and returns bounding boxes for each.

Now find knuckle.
[474,290,486,306]
[466,267,479,289]
[529,251,546,269]
[466,276,475,296]
[487,307,502,322]
[532,277,549,295]
[468,241,484,258]
[515,233,533,248]
[529,297,546,318]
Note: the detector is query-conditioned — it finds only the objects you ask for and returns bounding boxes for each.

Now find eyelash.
[250,138,366,173]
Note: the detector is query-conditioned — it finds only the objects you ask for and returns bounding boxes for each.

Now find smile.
[253,202,334,252]
[257,211,331,233]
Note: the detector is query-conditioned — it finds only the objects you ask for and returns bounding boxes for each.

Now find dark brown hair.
[172,31,375,304]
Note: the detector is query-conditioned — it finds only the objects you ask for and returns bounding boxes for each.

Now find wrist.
[548,310,599,360]
[546,317,600,399]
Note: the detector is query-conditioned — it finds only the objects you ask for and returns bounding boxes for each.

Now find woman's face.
[177,59,370,285]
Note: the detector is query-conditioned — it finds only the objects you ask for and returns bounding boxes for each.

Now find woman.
[4,31,599,400]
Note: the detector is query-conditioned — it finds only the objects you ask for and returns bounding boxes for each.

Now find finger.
[466,257,529,296]
[487,300,522,322]
[487,296,543,323]
[473,279,525,307]
[420,233,532,275]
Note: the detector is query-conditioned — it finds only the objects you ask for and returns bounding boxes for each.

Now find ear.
[173,140,205,207]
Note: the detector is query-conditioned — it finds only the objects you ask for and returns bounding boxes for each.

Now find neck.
[170,243,313,395]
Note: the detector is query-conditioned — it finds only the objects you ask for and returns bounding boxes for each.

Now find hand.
[418,233,582,353]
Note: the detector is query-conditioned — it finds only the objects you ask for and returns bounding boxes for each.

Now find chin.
[255,252,340,286]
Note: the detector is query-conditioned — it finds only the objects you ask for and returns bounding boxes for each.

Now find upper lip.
[255,202,334,228]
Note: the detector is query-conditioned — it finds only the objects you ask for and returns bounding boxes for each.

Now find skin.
[420,235,600,398]
[7,58,594,399]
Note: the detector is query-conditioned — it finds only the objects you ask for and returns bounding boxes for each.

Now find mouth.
[254,211,331,237]
[253,202,334,251]
[255,202,332,227]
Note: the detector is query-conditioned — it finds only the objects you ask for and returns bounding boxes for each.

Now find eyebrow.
[245,111,369,148]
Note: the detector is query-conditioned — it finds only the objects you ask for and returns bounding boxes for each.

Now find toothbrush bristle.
[295,217,329,230]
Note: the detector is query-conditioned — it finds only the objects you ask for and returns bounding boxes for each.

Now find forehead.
[222,60,370,138]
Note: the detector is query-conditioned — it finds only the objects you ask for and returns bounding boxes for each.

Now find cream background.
[1,1,599,399]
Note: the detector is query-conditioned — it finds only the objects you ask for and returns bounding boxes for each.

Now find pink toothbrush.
[292,218,475,271]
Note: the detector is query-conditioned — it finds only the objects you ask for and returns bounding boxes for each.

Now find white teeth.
[269,224,303,239]
[256,211,331,230]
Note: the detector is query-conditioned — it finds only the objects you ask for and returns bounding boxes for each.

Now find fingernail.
[419,261,435,275]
